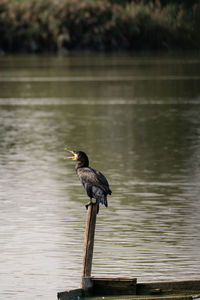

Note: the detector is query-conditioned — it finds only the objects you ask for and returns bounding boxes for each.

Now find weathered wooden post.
[81,203,98,291]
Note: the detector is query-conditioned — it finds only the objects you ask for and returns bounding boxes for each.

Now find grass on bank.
[0,0,200,52]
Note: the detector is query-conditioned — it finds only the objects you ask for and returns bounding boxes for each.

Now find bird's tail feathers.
[96,195,108,207]
[104,196,108,207]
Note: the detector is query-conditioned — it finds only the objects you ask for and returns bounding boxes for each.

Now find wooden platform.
[57,204,200,300]
[57,278,200,300]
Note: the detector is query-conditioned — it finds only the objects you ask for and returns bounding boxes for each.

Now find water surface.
[0,53,200,300]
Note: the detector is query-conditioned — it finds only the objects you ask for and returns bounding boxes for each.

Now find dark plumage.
[68,150,112,211]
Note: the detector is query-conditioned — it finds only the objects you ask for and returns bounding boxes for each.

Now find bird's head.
[66,150,89,167]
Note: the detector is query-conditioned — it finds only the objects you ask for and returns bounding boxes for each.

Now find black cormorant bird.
[68,150,112,212]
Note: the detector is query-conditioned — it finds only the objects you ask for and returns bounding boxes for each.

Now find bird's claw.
[85,201,99,214]
[85,201,92,210]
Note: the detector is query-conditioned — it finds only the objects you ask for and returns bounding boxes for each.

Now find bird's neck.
[75,160,89,170]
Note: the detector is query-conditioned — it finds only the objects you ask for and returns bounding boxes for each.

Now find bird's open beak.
[66,150,78,160]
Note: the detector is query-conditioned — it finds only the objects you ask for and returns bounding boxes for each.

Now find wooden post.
[81,203,98,290]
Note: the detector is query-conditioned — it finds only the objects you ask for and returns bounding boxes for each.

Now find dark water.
[0,53,200,300]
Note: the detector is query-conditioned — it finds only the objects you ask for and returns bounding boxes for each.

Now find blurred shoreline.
[0,0,200,54]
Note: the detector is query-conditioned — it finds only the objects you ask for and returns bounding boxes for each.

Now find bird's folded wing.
[77,167,110,194]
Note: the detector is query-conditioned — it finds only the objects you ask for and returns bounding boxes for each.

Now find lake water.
[0,52,200,300]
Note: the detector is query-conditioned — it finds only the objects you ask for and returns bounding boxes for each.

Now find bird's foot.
[85,201,92,210]
[85,200,99,214]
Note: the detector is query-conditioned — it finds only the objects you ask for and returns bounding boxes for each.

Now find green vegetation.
[0,0,200,53]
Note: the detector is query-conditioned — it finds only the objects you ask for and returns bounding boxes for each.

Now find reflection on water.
[0,53,200,300]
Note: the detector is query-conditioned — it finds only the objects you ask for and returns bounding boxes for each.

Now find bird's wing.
[77,167,111,194]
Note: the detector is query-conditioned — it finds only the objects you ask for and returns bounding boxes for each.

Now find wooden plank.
[137,280,200,296]
[57,290,197,300]
[81,203,98,289]
[57,280,200,299]
[57,288,83,300]
[90,276,137,296]
[128,296,194,300]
